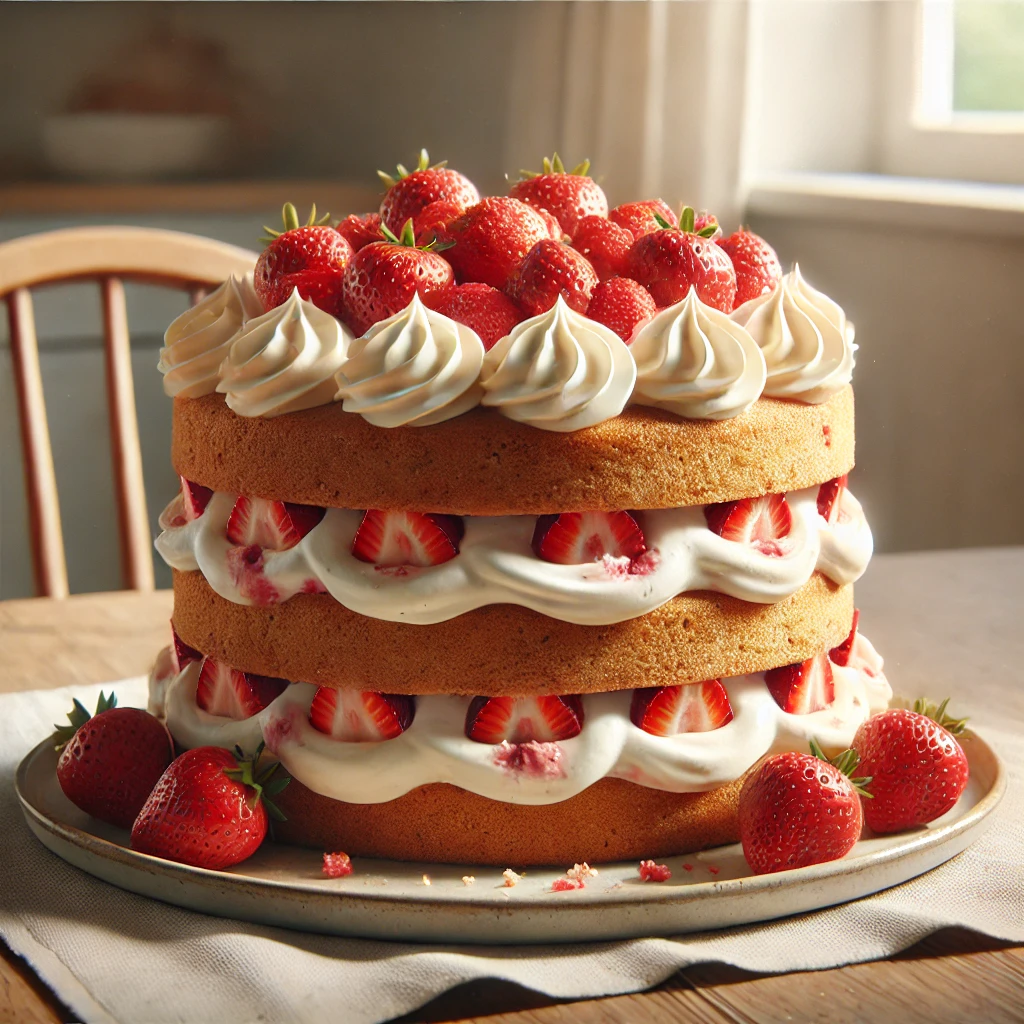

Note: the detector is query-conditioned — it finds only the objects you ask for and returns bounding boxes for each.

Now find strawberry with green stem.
[508,154,608,236]
[378,149,479,236]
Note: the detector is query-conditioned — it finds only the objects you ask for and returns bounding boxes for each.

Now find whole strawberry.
[508,154,608,237]
[378,149,479,236]
[55,692,174,829]
[335,212,383,251]
[718,228,782,308]
[506,239,598,316]
[427,282,524,349]
[131,743,288,870]
[738,740,870,874]
[609,199,677,239]
[438,197,553,290]
[626,206,737,311]
[254,203,353,317]
[339,219,455,335]
[853,699,970,834]
[586,277,657,341]
[571,215,634,281]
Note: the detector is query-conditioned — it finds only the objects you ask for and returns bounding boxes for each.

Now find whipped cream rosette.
[158,274,263,398]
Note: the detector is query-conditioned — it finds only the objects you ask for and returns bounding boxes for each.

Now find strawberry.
[338,219,455,335]
[608,199,677,239]
[536,206,567,241]
[308,687,415,741]
[626,206,737,311]
[816,474,849,525]
[464,694,584,744]
[437,197,553,290]
[412,198,466,246]
[54,692,174,829]
[323,851,354,878]
[717,229,782,308]
[427,282,524,350]
[570,215,634,280]
[704,493,792,555]
[195,657,289,719]
[159,477,213,529]
[225,496,325,551]
[853,699,969,833]
[630,680,734,735]
[335,212,383,251]
[378,149,479,236]
[586,277,657,341]
[764,652,835,714]
[508,154,608,236]
[532,511,646,564]
[738,741,869,874]
[505,239,598,316]
[131,743,288,869]
[638,860,672,882]
[351,510,464,567]
[829,609,861,667]
[254,203,352,317]
[171,627,202,673]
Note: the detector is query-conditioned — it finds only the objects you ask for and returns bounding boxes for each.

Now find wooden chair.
[1,226,259,598]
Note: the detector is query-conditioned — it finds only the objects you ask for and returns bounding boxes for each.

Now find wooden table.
[3,549,1023,1023]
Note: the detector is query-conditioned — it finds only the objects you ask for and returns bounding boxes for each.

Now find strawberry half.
[464,694,584,744]
[225,496,325,551]
[160,476,213,529]
[532,511,646,565]
[817,474,849,525]
[351,510,463,568]
[308,687,415,741]
[195,657,289,720]
[828,609,861,667]
[507,154,608,236]
[630,681,734,735]
[704,494,792,556]
[764,653,835,714]
[171,627,202,674]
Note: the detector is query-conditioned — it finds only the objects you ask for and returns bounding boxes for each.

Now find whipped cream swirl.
[335,293,485,427]
[215,288,352,418]
[158,275,263,398]
[630,287,767,420]
[730,265,855,403]
[480,296,636,431]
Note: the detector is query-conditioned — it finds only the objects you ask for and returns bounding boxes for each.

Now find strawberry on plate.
[508,154,608,236]
[816,474,849,525]
[335,212,383,251]
[436,197,553,290]
[351,510,464,567]
[308,687,415,741]
[738,740,870,874]
[853,699,970,833]
[532,511,646,564]
[195,657,290,720]
[570,215,634,280]
[626,206,737,311]
[704,493,792,556]
[828,609,860,667]
[131,743,289,870]
[586,277,657,341]
[378,149,479,236]
[254,203,353,317]
[159,476,213,529]
[226,496,325,551]
[426,282,524,350]
[717,228,782,308]
[505,239,598,316]
[630,681,734,734]
[54,691,174,829]
[339,219,455,336]
[764,652,835,714]
[608,199,677,239]
[464,694,584,743]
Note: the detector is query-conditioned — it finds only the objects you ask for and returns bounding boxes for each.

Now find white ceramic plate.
[17,733,1004,944]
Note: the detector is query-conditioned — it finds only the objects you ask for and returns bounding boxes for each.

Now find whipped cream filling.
[154,633,891,805]
[155,485,872,625]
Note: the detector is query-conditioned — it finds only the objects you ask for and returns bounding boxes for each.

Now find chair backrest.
[1,226,258,598]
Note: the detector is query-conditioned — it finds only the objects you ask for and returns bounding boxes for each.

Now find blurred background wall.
[2,0,1022,598]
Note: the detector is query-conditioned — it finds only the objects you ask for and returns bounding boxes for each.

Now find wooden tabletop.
[3,548,1023,1023]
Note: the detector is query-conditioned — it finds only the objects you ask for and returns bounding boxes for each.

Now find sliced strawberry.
[828,609,860,667]
[195,657,289,719]
[816,474,849,524]
[225,496,325,551]
[464,694,584,744]
[308,687,415,741]
[351,510,463,567]
[704,494,792,555]
[532,511,646,565]
[171,627,202,673]
[180,477,213,520]
[630,681,733,735]
[764,653,835,714]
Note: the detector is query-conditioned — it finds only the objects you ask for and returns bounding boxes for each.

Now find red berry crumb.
[323,851,353,878]
[551,877,585,892]
[638,860,672,883]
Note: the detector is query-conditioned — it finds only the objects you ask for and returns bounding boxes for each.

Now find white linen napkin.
[2,678,1021,1024]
